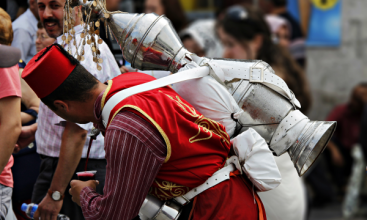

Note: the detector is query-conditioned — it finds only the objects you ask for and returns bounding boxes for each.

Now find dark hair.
[217,6,275,65]
[40,45,98,110]
[161,0,188,32]
[41,64,98,110]
[217,5,311,113]
[271,0,287,7]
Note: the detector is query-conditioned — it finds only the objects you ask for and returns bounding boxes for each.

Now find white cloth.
[36,24,121,158]
[258,154,307,220]
[139,70,170,79]
[11,9,38,63]
[4,201,16,220]
[230,128,281,191]
[173,74,240,137]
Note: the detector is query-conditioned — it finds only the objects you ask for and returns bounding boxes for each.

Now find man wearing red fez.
[16,0,121,219]
[23,44,271,220]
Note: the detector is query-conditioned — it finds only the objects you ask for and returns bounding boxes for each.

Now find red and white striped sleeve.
[80,111,167,220]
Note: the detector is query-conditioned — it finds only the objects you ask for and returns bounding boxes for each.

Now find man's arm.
[34,122,87,220]
[19,69,40,124]
[0,96,21,172]
[77,128,164,220]
[11,29,33,61]
[15,123,37,153]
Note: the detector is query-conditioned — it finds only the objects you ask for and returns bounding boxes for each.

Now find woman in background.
[216,5,311,114]
[144,0,188,32]
[216,5,310,220]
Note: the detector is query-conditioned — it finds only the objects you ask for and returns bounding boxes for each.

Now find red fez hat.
[22,44,77,98]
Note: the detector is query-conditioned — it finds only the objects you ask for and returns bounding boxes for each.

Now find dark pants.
[31,155,106,220]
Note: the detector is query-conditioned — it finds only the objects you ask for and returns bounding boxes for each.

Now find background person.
[0,44,22,220]
[35,21,55,53]
[265,14,291,48]
[11,0,39,63]
[144,0,188,32]
[259,0,306,67]
[216,5,309,220]
[180,19,223,59]
[0,8,23,220]
[15,0,121,219]
[216,5,311,114]
[259,0,303,41]
[325,84,367,191]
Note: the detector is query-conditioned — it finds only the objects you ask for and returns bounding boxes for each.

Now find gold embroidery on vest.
[150,180,190,200]
[160,91,230,144]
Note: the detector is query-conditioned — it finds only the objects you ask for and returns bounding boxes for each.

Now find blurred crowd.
[0,0,366,219]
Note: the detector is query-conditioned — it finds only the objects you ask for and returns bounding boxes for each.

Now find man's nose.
[44,6,53,18]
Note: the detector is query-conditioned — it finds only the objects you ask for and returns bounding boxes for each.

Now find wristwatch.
[48,189,65,201]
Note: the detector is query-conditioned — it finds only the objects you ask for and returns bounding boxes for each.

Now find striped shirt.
[35,25,121,158]
[80,91,167,220]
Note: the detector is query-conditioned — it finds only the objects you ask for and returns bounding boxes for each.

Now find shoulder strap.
[101,66,210,128]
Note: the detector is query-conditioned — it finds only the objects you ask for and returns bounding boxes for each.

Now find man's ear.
[53,100,69,112]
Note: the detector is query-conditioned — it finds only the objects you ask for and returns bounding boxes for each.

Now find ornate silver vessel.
[71,0,336,177]
[209,59,336,176]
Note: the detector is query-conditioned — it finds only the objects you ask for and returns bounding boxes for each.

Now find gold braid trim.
[160,91,230,144]
[101,80,113,110]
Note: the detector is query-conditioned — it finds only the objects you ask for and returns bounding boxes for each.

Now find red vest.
[102,72,231,199]
[102,73,266,220]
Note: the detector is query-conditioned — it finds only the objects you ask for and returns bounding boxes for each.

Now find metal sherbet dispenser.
[71,0,336,176]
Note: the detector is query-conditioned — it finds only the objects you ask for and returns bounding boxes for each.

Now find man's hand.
[69,180,99,206]
[120,66,129,73]
[15,123,37,152]
[33,194,63,220]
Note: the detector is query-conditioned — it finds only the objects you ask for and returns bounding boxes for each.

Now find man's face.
[36,28,56,52]
[51,102,92,124]
[38,0,65,38]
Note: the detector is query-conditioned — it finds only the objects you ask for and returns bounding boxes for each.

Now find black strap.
[230,112,280,138]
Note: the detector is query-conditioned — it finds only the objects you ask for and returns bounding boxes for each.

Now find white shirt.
[11,9,38,63]
[36,24,121,159]
[258,154,306,220]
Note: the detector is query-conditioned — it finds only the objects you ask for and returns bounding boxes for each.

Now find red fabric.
[326,104,361,149]
[102,73,265,219]
[21,45,76,98]
[0,65,21,99]
[104,73,231,194]
[191,175,265,220]
[0,156,14,188]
